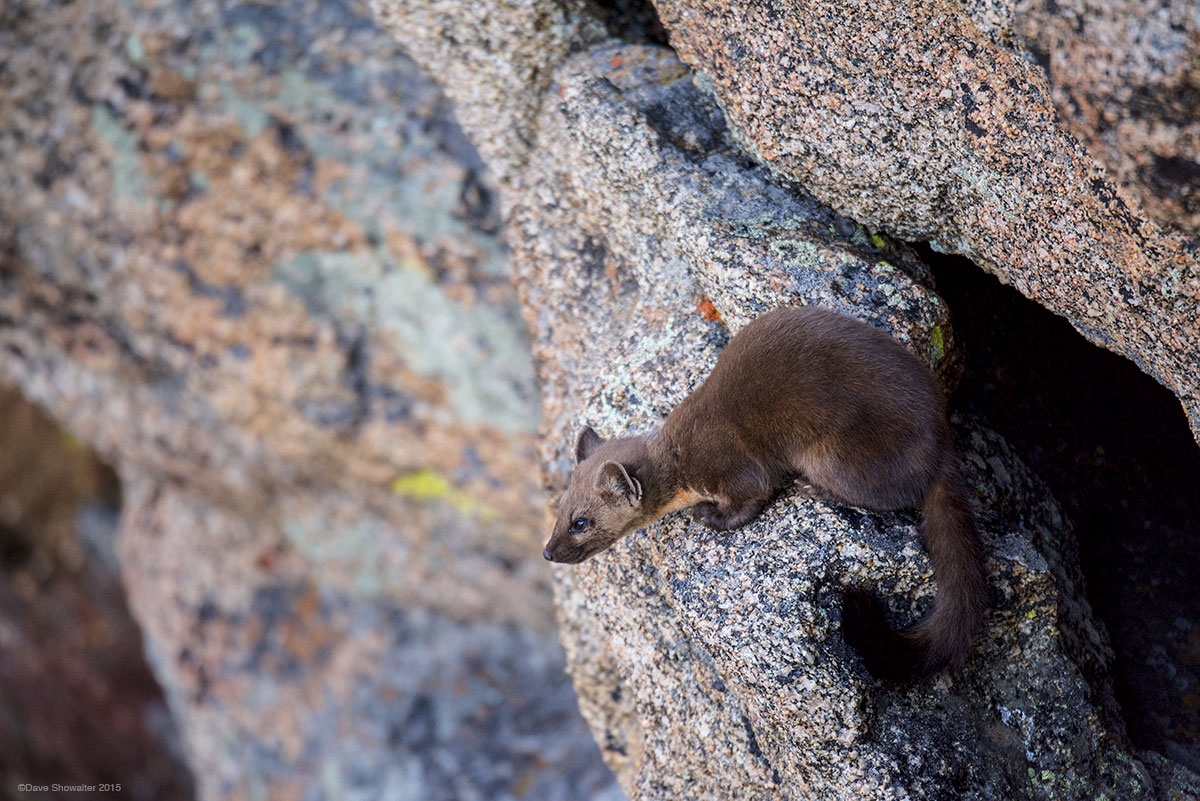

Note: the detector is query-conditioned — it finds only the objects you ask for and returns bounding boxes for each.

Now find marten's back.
[670,306,948,486]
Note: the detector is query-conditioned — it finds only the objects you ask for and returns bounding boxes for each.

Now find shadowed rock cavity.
[928,247,1200,774]
[589,0,669,44]
[0,386,196,798]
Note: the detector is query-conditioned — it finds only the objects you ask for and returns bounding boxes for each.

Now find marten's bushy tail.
[842,460,986,682]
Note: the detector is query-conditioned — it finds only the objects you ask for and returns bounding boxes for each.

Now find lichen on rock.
[4,0,1199,796]
[0,0,617,797]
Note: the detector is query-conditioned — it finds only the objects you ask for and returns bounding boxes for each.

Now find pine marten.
[544,306,986,681]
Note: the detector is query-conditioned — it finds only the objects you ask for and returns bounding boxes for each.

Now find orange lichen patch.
[610,55,623,68]
[696,295,723,322]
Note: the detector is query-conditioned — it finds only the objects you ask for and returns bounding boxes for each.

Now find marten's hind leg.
[800,449,930,512]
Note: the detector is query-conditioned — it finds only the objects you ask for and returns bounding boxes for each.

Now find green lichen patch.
[930,324,945,360]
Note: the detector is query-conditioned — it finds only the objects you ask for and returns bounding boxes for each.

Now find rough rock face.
[1001,0,1200,238]
[0,0,618,798]
[369,0,1200,797]
[370,0,605,190]
[3,0,1198,797]
[118,477,620,800]
[652,0,1200,445]
[511,45,957,448]
[514,45,1191,800]
[1,0,549,627]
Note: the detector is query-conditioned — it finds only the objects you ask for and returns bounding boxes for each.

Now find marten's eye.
[569,517,588,533]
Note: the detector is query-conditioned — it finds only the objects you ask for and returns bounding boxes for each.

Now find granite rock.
[955,0,1200,237]
[511,45,959,454]
[119,477,622,801]
[0,0,549,628]
[368,0,606,190]
[498,42,1192,800]
[652,0,1200,444]
[3,0,1197,796]
[0,0,618,798]
[370,0,1200,794]
[1000,0,1200,238]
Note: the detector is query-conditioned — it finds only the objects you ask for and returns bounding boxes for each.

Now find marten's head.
[544,427,650,564]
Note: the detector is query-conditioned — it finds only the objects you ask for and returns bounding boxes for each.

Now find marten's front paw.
[692,501,725,530]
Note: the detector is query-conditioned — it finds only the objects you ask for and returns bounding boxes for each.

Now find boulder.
[3,0,1197,796]
[997,0,1200,238]
[0,0,549,627]
[0,0,617,797]
[652,0,1200,444]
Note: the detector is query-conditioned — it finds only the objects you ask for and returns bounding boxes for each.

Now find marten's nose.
[543,548,554,562]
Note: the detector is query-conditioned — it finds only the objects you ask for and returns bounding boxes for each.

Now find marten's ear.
[596,461,642,507]
[575,426,603,463]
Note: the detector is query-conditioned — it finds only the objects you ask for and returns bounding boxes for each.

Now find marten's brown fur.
[544,306,986,681]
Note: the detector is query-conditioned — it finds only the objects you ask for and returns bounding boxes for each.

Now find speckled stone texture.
[368,0,606,190]
[500,43,1193,800]
[119,478,621,801]
[0,0,618,799]
[5,0,1198,796]
[510,43,959,445]
[1,0,548,628]
[652,0,1200,446]
[1001,0,1200,238]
